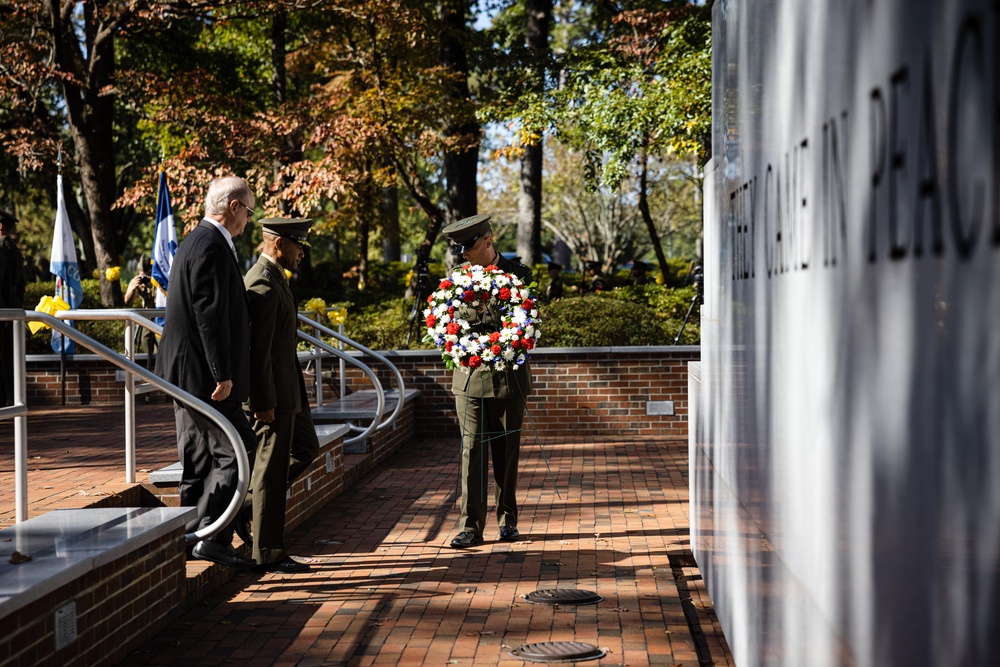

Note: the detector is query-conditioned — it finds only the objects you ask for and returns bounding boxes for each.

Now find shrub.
[340,297,433,352]
[540,295,669,347]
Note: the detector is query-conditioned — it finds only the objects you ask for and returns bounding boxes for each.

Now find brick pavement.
[126,434,734,666]
[2,405,733,665]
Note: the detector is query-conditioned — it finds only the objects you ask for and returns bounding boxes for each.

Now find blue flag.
[49,174,83,354]
[151,171,177,321]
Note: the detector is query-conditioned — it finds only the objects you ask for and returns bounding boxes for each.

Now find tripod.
[405,248,433,348]
[673,266,703,345]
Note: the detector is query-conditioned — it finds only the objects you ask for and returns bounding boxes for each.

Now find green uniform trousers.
[455,392,526,536]
[246,407,319,564]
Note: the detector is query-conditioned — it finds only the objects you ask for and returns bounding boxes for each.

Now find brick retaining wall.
[0,530,186,667]
[316,346,699,439]
[26,346,699,439]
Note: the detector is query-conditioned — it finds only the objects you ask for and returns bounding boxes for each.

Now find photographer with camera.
[672,263,703,345]
[125,253,158,368]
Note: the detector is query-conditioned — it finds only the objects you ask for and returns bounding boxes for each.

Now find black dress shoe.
[191,540,254,567]
[257,557,312,574]
[234,511,253,549]
[498,525,520,542]
[449,532,484,549]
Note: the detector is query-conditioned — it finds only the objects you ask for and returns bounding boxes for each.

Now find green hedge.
[19,273,700,356]
[336,283,700,350]
[23,280,128,355]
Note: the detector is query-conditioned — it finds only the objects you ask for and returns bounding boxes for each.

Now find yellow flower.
[655,271,664,285]
[328,307,347,325]
[92,269,100,279]
[304,297,327,320]
[29,295,71,334]
[105,266,121,282]
[284,269,293,280]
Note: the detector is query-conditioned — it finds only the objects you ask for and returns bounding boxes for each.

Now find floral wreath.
[423,264,541,373]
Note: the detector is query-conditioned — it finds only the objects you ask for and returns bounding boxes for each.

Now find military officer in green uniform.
[0,210,26,406]
[243,218,320,573]
[442,214,534,548]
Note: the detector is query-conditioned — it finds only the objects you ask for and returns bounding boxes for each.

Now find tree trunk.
[637,138,670,282]
[438,0,479,229]
[517,144,543,264]
[381,183,400,262]
[272,10,314,288]
[49,0,123,306]
[516,0,551,266]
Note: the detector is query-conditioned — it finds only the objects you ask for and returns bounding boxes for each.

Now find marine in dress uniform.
[242,218,320,574]
[0,210,25,407]
[156,176,256,568]
[442,214,534,548]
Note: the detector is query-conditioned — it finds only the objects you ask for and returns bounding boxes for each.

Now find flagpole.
[57,149,67,406]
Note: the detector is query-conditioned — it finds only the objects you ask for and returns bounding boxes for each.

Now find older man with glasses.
[157,175,257,568]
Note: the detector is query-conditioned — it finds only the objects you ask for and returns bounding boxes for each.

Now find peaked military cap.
[260,217,313,247]
[0,210,17,227]
[442,214,492,256]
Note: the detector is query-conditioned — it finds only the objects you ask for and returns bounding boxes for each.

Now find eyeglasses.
[237,201,255,217]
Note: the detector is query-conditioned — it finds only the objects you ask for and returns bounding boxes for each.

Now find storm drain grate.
[524,589,603,606]
[510,641,606,663]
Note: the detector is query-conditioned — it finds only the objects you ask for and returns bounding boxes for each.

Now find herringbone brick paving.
[128,434,733,666]
[2,404,733,665]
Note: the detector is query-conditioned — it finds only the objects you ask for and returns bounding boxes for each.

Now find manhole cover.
[511,641,606,663]
[524,589,603,606]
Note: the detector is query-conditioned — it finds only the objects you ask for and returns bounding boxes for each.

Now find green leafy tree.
[483,1,711,278]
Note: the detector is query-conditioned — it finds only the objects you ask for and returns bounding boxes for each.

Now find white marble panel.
[695,1,1000,665]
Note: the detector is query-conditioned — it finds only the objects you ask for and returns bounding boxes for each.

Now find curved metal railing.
[296,328,385,445]
[297,313,406,434]
[4,309,248,544]
[52,309,163,484]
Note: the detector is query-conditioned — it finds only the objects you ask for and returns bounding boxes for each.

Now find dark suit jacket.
[244,255,306,414]
[451,253,534,400]
[156,220,251,401]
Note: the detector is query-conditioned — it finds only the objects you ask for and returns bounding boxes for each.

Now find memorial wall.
[693,1,1000,665]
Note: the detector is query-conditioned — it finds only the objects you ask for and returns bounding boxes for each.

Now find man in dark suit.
[156,176,256,567]
[242,218,319,574]
[441,214,534,548]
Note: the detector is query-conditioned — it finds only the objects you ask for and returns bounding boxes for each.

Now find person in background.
[241,217,320,574]
[124,253,158,369]
[0,210,25,406]
[584,261,608,294]
[156,176,256,568]
[545,262,563,301]
[629,260,649,286]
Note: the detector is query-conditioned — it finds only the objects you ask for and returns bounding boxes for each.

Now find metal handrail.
[297,313,406,433]
[4,309,248,543]
[0,310,28,524]
[50,308,163,483]
[296,329,385,445]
